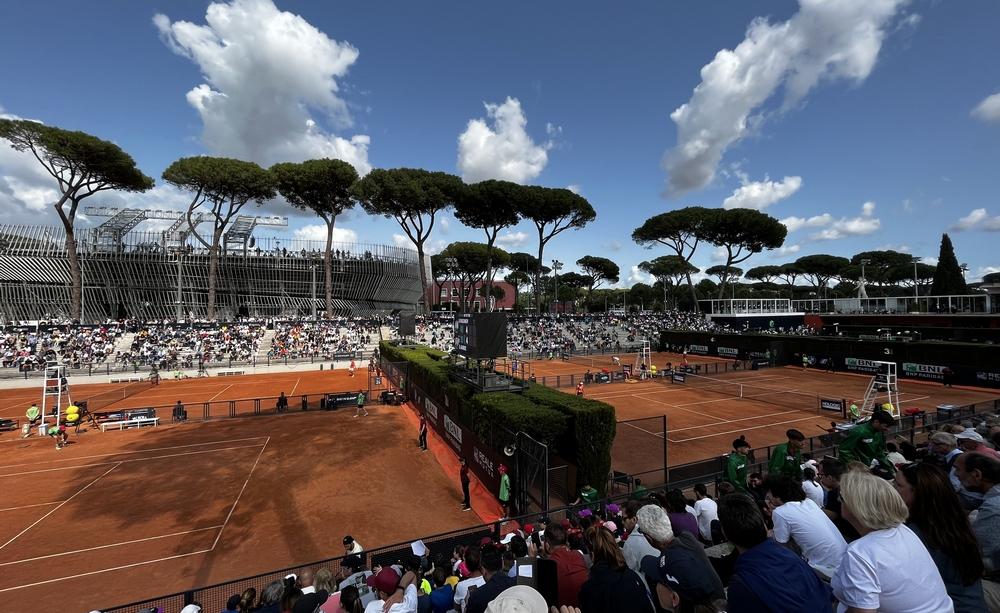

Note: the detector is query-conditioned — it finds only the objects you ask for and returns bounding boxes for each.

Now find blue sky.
[1,0,999,285]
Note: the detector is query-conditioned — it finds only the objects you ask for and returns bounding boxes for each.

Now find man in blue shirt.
[717,493,832,612]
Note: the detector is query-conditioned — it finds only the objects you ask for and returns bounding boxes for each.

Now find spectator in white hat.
[958,429,1000,460]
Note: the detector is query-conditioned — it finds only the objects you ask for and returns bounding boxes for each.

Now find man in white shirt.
[364,566,418,613]
[691,484,719,543]
[343,535,364,556]
[765,474,847,579]
[453,546,485,612]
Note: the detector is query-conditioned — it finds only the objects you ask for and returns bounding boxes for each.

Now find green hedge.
[468,392,569,453]
[524,385,617,496]
[380,340,616,496]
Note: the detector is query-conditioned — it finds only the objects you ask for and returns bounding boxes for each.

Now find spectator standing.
[831,469,953,613]
[717,493,832,612]
[460,458,471,511]
[453,546,485,612]
[764,474,847,579]
[768,429,804,480]
[894,462,986,612]
[543,523,589,608]
[838,410,895,472]
[578,525,653,613]
[465,546,515,613]
[691,484,719,544]
[725,436,751,493]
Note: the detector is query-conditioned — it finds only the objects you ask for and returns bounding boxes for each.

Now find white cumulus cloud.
[952,208,1000,232]
[972,92,1000,123]
[292,224,359,244]
[781,213,833,232]
[154,0,371,173]
[722,175,802,210]
[811,201,881,240]
[664,0,912,196]
[496,231,529,248]
[628,265,655,286]
[457,97,551,184]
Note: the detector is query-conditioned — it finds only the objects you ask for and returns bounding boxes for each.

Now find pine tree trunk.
[64,230,83,321]
[207,228,222,320]
[325,221,335,318]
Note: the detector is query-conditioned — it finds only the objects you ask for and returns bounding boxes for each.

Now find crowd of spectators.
[115,323,266,368]
[269,320,379,359]
[1,324,126,370]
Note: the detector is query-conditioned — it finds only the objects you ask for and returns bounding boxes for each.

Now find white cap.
[180,606,202,613]
[486,585,548,613]
[957,429,985,443]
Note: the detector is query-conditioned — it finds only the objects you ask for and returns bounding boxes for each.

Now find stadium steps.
[256,328,278,360]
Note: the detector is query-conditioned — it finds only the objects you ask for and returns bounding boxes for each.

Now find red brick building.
[425,280,517,311]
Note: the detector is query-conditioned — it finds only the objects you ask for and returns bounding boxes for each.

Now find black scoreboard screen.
[454,312,507,359]
[398,312,416,336]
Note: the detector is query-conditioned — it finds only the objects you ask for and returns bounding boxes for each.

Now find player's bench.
[217,371,245,377]
[100,417,159,432]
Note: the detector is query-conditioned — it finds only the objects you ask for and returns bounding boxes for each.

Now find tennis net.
[676,371,822,412]
[83,379,156,412]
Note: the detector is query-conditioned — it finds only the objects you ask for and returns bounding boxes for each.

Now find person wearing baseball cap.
[957,429,1000,459]
[364,565,418,612]
[636,504,724,610]
[768,429,805,480]
[838,409,895,473]
[484,585,547,613]
[343,535,363,556]
[724,436,751,493]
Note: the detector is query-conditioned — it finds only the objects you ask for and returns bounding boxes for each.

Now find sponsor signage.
[444,413,463,451]
[902,362,948,381]
[977,371,1000,385]
[672,372,687,383]
[717,346,739,358]
[844,357,882,374]
[474,447,497,480]
[425,398,440,421]
[325,391,358,407]
[333,352,357,360]
[595,372,611,383]
[688,344,709,355]
[748,350,771,360]
[820,398,844,413]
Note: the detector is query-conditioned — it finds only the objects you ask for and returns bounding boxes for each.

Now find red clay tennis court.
[0,370,482,612]
[588,366,1000,472]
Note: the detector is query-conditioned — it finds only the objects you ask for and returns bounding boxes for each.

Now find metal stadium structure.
[0,218,423,322]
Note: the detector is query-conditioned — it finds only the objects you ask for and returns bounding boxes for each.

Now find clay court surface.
[0,371,481,612]
[588,366,1000,474]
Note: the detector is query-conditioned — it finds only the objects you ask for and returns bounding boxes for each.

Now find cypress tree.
[930,233,968,295]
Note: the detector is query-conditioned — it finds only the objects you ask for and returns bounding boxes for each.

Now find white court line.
[211,436,270,549]
[669,415,823,443]
[0,443,265,478]
[288,378,301,397]
[669,409,804,432]
[0,501,66,513]
[207,384,234,402]
[0,462,121,551]
[0,548,213,593]
[0,436,270,471]
[0,525,222,566]
[622,421,663,439]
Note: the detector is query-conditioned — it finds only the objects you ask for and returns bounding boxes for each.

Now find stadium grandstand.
[0,222,422,322]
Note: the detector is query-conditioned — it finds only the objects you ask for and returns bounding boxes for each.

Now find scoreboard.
[454,312,508,359]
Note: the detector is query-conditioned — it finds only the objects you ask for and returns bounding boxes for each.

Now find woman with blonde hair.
[577,525,653,613]
[831,469,953,613]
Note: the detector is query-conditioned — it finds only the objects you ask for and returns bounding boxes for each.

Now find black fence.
[660,330,1000,389]
[100,397,1000,613]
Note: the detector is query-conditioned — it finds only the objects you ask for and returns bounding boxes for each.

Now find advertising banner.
[844,357,882,374]
[820,398,844,413]
[902,362,947,382]
[687,344,709,355]
[717,346,740,358]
